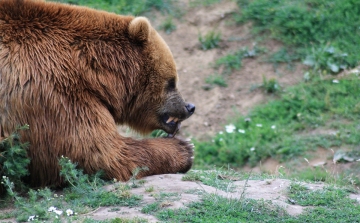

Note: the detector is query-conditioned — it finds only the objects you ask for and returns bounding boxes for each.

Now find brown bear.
[0,0,195,188]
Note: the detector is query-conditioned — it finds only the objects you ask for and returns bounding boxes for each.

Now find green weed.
[260,76,281,94]
[60,157,141,208]
[159,16,176,34]
[214,47,263,75]
[198,31,221,50]
[0,125,30,194]
[141,192,180,214]
[205,74,228,87]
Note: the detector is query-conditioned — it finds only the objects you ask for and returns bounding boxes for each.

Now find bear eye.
[166,78,176,91]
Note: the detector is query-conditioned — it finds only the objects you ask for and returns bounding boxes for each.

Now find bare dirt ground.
[159,0,305,140]
[1,1,358,222]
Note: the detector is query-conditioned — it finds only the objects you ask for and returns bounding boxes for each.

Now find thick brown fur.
[0,0,195,188]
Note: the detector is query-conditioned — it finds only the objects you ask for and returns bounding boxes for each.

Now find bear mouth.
[162,114,182,137]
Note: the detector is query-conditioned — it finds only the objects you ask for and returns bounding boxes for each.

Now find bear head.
[125,17,195,136]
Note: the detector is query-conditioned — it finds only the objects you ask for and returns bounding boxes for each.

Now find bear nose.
[185,103,195,115]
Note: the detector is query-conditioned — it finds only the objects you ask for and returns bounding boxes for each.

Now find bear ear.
[128,17,151,42]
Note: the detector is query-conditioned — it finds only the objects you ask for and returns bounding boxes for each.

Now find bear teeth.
[166,116,178,123]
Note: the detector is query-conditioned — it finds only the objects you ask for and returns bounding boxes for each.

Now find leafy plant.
[261,76,281,94]
[198,30,221,50]
[303,45,348,73]
[0,125,30,194]
[60,156,141,208]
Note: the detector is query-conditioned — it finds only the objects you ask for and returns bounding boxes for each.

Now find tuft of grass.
[198,30,221,50]
[141,192,180,214]
[159,16,176,34]
[189,0,222,7]
[213,47,264,75]
[260,76,281,94]
[235,0,360,73]
[205,74,228,87]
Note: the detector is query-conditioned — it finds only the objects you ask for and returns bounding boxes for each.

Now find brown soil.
[158,1,306,140]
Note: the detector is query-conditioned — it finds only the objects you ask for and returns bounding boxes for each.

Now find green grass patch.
[235,0,360,73]
[195,75,360,168]
[198,30,221,50]
[214,47,264,75]
[157,193,289,222]
[189,0,222,7]
[205,74,228,87]
[53,0,176,16]
[152,182,360,222]
[1,157,142,222]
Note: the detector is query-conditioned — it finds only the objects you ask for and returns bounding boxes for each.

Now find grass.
[194,74,360,170]
[53,0,177,16]
[198,30,221,50]
[189,0,222,7]
[158,16,177,34]
[235,0,360,74]
[155,181,360,222]
[205,74,228,87]
[0,157,142,222]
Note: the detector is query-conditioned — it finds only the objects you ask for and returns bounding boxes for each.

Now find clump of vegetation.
[0,125,30,194]
[235,0,360,73]
[198,30,221,50]
[260,76,281,94]
[159,16,176,34]
[1,156,142,222]
[205,74,228,87]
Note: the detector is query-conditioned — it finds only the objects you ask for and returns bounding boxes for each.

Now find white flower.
[332,79,339,83]
[256,124,262,127]
[225,124,236,133]
[219,131,223,135]
[238,129,245,134]
[54,210,63,215]
[66,209,74,216]
[48,206,57,212]
[219,138,223,141]
[271,125,276,129]
[28,215,36,221]
[250,147,255,151]
[54,194,58,198]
